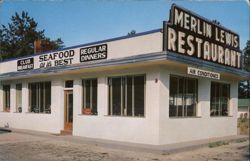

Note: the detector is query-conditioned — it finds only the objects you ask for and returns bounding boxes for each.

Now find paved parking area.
[0,132,249,161]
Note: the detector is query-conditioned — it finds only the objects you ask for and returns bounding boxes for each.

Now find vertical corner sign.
[80,44,107,62]
[17,58,34,71]
[163,4,242,69]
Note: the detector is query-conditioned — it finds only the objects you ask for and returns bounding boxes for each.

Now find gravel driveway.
[0,132,249,161]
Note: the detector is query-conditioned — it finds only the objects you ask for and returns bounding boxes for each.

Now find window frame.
[210,82,230,117]
[28,81,51,114]
[65,80,74,89]
[3,85,11,112]
[108,74,146,118]
[16,84,22,113]
[169,75,198,118]
[82,78,98,115]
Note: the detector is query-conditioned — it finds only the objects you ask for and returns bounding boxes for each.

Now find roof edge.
[0,28,162,63]
[166,52,250,79]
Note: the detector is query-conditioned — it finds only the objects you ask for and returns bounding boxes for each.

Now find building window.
[3,85,11,112]
[82,79,97,115]
[28,82,51,113]
[210,82,230,116]
[108,75,145,117]
[169,75,198,117]
[16,84,22,113]
[65,80,73,88]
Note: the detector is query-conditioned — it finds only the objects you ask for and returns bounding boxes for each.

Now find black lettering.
[69,50,75,57]
[53,52,58,59]
[40,63,45,68]
[80,44,107,62]
[39,55,44,62]
[58,52,64,58]
[68,58,73,64]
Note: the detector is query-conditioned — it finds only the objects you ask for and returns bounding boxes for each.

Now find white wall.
[0,84,3,112]
[0,66,162,145]
[158,66,238,145]
[0,32,162,74]
[0,64,239,145]
[0,78,64,133]
[73,67,161,145]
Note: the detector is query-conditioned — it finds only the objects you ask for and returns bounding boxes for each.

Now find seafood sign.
[16,43,108,70]
[39,50,75,68]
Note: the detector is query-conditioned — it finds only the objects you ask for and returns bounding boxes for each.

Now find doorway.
[64,90,73,132]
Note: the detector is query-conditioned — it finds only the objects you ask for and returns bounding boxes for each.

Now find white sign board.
[187,67,220,80]
[18,44,108,69]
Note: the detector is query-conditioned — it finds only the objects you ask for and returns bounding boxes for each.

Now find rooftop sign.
[17,58,34,71]
[80,44,107,62]
[15,44,108,70]
[164,4,242,69]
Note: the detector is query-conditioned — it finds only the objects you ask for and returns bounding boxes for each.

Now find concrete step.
[60,130,72,135]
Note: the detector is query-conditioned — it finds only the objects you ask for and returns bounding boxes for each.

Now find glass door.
[64,90,73,131]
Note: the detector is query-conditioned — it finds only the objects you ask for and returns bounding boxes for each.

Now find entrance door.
[64,90,73,131]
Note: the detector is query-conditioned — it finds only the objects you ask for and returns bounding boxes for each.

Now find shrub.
[238,117,250,135]
[209,141,229,148]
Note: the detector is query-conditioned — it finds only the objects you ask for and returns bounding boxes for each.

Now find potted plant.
[5,107,10,112]
[82,107,92,115]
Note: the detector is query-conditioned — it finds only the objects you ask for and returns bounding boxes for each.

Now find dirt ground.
[0,132,249,161]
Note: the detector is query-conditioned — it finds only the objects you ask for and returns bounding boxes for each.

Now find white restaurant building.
[0,4,249,145]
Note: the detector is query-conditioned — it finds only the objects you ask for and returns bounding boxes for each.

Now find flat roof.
[0,28,162,63]
[0,27,249,80]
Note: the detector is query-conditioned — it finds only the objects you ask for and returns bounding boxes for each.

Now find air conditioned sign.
[164,4,242,69]
[17,58,34,71]
[187,67,220,80]
[80,44,107,62]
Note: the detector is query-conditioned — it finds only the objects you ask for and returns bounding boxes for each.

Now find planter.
[82,108,93,115]
[4,107,10,112]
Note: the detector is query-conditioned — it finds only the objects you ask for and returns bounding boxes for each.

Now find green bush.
[209,141,229,148]
[238,117,249,135]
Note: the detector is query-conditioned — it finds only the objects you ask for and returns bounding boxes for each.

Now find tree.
[243,40,250,72]
[239,81,250,98]
[127,30,136,36]
[238,40,250,99]
[0,11,64,61]
[212,20,221,25]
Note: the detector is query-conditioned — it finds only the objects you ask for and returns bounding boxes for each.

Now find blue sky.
[0,0,249,50]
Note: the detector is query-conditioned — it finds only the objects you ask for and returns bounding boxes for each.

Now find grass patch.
[235,138,248,143]
[208,141,229,148]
